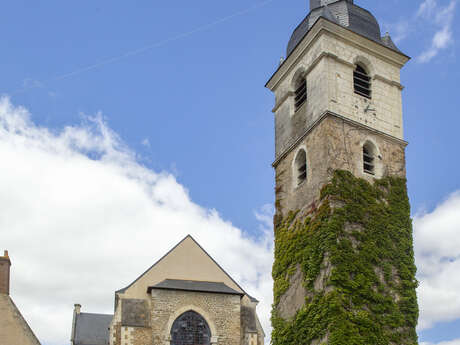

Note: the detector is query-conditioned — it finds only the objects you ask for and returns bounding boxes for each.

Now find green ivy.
[272,170,419,345]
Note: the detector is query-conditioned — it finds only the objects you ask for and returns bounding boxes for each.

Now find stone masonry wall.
[150,290,241,345]
[275,115,406,215]
[272,26,405,162]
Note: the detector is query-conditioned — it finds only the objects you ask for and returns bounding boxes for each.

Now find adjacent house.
[0,250,41,345]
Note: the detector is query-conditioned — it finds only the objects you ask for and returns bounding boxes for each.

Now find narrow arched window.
[295,149,307,185]
[171,311,211,345]
[354,64,371,98]
[363,142,376,175]
[294,77,307,111]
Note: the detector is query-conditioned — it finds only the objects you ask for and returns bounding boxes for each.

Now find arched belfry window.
[171,311,211,345]
[295,149,307,186]
[294,76,307,111]
[363,142,376,175]
[354,64,371,98]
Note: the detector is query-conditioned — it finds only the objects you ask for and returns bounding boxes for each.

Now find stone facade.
[267,16,409,216]
[76,236,265,345]
[149,289,241,345]
[274,114,407,214]
[268,19,407,162]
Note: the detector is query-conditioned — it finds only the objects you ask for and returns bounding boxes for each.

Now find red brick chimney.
[0,250,11,295]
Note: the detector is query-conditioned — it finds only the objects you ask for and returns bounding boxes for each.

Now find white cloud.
[415,191,460,330]
[418,0,457,62]
[0,97,273,345]
[390,21,411,44]
[383,0,457,62]
[417,0,438,18]
[421,340,460,345]
[3,95,460,345]
[141,138,150,147]
[22,78,44,89]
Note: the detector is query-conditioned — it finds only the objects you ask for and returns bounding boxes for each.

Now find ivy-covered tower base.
[265,1,418,344]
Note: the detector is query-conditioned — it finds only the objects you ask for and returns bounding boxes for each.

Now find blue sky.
[0,0,459,344]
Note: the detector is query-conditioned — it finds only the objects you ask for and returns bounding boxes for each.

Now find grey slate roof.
[74,312,113,345]
[286,0,400,57]
[147,279,244,296]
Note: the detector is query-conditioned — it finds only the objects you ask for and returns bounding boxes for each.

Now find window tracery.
[171,311,211,345]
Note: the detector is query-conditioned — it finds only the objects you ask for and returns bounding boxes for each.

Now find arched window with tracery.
[294,149,307,186]
[363,142,376,175]
[354,64,371,98]
[294,76,307,111]
[171,311,211,345]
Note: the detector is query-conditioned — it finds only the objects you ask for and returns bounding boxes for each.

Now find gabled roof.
[148,279,244,296]
[116,235,250,298]
[74,312,113,345]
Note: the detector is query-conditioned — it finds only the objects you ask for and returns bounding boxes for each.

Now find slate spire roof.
[319,5,339,24]
[286,0,400,57]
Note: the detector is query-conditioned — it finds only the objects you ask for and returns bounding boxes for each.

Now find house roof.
[74,312,113,345]
[147,279,244,296]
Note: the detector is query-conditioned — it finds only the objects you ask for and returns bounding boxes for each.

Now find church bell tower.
[266,1,419,344]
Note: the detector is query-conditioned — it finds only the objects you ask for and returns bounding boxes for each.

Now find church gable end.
[73,236,265,345]
[117,235,245,299]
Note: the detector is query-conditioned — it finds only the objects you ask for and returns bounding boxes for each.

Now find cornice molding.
[272,111,408,168]
[373,74,405,90]
[266,18,410,91]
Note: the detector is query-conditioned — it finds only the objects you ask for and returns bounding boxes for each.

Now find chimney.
[0,250,11,295]
[74,303,81,314]
[71,304,82,345]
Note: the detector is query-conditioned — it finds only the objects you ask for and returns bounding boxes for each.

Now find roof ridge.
[115,234,193,293]
[185,235,248,295]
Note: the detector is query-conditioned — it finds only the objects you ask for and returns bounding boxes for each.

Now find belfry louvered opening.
[294,77,307,111]
[363,142,376,175]
[354,65,372,98]
[295,149,307,185]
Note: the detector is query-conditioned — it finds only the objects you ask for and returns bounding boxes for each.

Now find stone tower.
[266,1,418,344]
